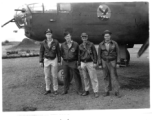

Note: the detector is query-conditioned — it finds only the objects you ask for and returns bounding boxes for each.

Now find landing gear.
[57,67,64,85]
[57,66,73,85]
[119,44,131,67]
[120,49,130,67]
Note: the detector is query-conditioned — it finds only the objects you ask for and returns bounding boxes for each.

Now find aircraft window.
[44,3,57,13]
[59,3,71,12]
[28,3,43,13]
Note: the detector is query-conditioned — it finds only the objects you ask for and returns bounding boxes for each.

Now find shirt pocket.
[101,45,107,51]
[110,44,116,50]
[51,46,56,51]
[87,48,92,54]
[70,48,75,52]
[69,47,77,58]
[63,46,68,51]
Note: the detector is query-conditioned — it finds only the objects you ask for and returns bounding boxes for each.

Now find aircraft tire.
[57,66,64,85]
[57,65,73,86]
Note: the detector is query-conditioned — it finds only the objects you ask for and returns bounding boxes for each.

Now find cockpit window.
[44,3,57,13]
[27,3,43,13]
[27,3,57,13]
[59,3,71,12]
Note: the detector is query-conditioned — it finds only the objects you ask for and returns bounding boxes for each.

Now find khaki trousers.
[44,57,58,91]
[81,62,99,93]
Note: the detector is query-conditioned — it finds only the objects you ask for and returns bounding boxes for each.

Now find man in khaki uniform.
[78,33,99,98]
[39,29,61,95]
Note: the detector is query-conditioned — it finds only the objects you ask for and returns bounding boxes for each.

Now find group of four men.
[39,29,121,98]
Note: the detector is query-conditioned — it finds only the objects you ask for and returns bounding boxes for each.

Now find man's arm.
[78,46,81,66]
[115,42,121,64]
[56,42,61,63]
[60,44,63,58]
[98,44,102,66]
[39,43,44,63]
[92,44,98,64]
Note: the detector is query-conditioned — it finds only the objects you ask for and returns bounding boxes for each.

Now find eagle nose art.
[97,5,111,21]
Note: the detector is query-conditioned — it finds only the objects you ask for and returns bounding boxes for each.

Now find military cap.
[64,31,71,37]
[102,30,112,36]
[81,33,88,37]
[45,29,53,34]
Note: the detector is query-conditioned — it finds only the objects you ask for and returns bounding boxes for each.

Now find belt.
[45,56,55,60]
[103,57,116,62]
[81,59,93,63]
[63,59,76,62]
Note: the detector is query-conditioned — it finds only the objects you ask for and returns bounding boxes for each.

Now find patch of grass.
[2,53,150,111]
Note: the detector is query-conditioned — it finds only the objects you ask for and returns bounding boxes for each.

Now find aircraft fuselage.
[20,2,148,45]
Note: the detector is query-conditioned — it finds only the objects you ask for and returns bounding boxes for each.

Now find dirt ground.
[2,45,150,111]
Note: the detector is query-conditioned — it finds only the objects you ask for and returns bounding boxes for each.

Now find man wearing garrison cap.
[78,32,99,98]
[39,29,61,95]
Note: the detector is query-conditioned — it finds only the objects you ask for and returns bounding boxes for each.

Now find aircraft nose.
[14,7,28,28]
[1,6,29,28]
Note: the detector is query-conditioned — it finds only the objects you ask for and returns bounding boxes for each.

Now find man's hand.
[58,63,61,66]
[116,61,120,68]
[98,65,103,69]
[40,63,43,67]
[93,64,97,68]
[116,64,120,68]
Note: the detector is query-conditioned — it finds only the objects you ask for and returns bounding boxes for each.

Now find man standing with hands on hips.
[98,30,121,98]
[78,33,99,98]
[39,29,61,95]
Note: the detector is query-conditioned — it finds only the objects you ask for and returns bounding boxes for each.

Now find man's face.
[46,33,52,39]
[65,34,72,42]
[104,33,111,41]
[81,36,88,43]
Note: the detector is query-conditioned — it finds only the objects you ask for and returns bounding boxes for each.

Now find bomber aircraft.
[1,2,149,83]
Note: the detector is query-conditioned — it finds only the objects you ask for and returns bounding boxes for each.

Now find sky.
[0,0,150,42]
[0,0,58,42]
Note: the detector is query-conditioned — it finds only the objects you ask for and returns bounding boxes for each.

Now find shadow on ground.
[118,61,149,90]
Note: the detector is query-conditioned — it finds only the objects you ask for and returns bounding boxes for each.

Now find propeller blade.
[137,39,149,57]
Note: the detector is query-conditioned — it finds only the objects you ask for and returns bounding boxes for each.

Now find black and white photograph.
[0,0,151,119]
